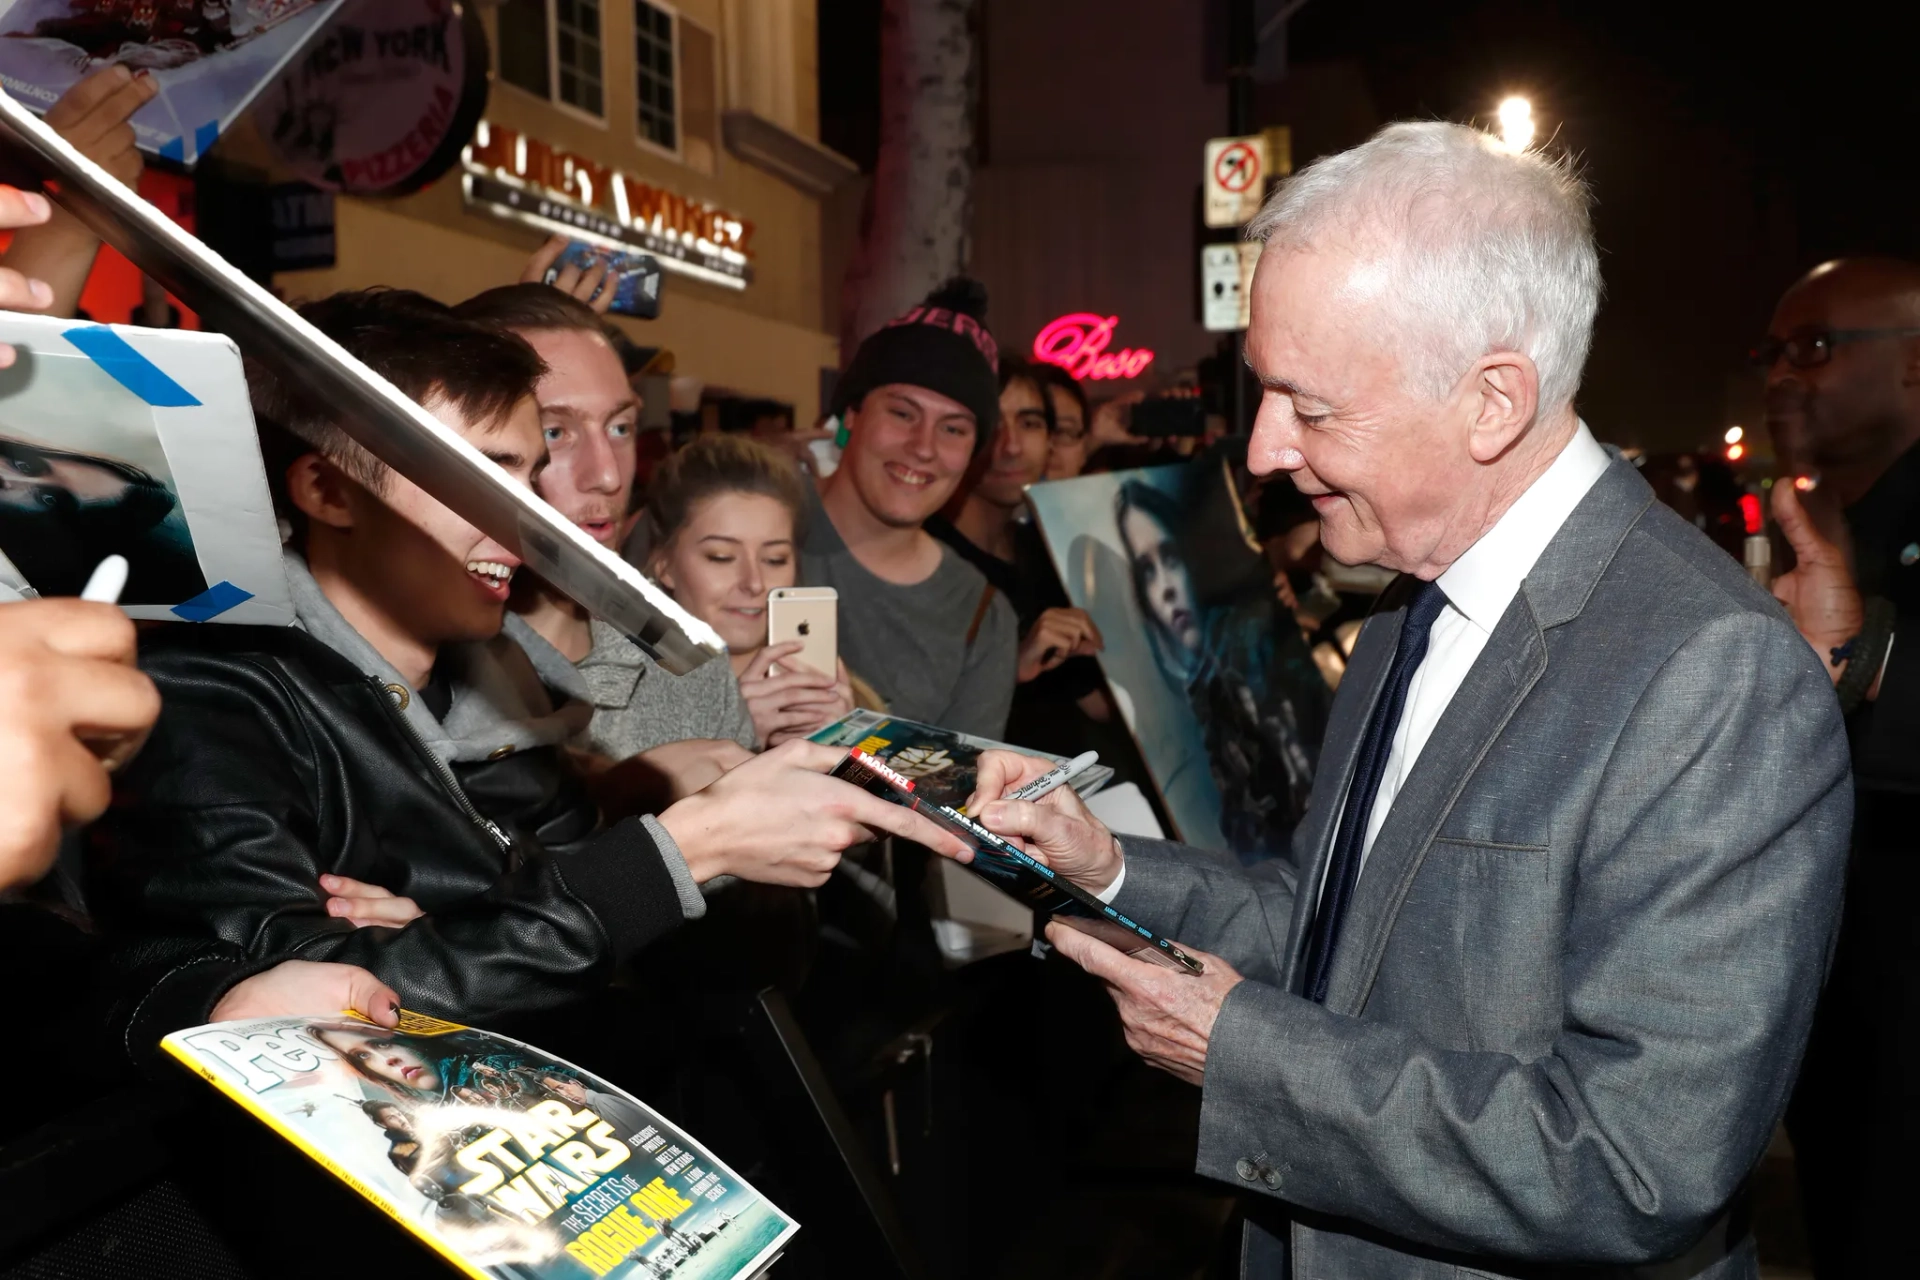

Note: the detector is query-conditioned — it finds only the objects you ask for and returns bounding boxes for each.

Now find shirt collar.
[1436,421,1611,633]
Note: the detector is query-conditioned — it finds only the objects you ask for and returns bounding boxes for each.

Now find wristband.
[1835,596,1896,715]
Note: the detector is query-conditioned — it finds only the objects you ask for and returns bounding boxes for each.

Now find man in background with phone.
[806,279,1018,738]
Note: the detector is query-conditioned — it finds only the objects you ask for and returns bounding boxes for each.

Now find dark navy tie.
[1301,579,1450,1004]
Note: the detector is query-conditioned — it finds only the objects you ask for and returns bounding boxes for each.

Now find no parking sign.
[1204,134,1269,227]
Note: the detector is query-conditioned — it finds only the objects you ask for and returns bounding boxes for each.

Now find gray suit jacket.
[1110,459,1851,1279]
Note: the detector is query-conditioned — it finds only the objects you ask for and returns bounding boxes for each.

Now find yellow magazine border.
[160,1032,493,1280]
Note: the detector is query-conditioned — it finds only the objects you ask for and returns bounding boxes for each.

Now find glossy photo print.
[0,314,292,621]
[1028,460,1330,862]
[0,0,347,163]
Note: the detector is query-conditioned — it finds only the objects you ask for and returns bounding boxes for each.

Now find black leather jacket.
[85,625,687,1065]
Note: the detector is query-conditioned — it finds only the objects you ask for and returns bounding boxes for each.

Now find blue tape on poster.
[192,120,220,158]
[159,136,186,162]
[62,326,201,407]
[171,581,253,622]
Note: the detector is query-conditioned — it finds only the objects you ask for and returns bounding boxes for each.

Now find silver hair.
[1246,121,1601,416]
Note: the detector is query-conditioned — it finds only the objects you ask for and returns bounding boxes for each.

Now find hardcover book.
[162,1009,797,1280]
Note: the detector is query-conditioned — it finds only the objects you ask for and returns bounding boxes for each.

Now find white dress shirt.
[1098,422,1610,907]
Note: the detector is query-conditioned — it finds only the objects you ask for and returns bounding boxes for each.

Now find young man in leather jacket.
[82,290,959,1067]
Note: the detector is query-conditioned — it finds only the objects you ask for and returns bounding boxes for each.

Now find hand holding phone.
[766,586,838,677]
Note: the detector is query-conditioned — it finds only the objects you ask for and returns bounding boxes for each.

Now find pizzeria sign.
[461,120,753,290]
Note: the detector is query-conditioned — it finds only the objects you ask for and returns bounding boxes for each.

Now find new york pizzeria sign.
[461,121,753,289]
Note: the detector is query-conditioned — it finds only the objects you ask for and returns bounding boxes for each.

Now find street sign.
[1205,134,1270,228]
[1202,241,1263,332]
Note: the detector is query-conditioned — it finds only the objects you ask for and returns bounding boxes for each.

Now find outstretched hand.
[1045,924,1242,1086]
[1770,479,1862,689]
[659,739,967,887]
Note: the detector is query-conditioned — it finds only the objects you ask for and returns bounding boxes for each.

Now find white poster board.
[0,312,291,622]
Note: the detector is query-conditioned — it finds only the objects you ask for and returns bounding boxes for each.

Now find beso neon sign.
[1032,313,1155,380]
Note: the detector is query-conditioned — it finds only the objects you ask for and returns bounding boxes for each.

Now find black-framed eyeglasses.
[1748,326,1920,370]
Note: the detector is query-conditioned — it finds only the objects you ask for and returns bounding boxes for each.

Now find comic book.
[808,708,1113,811]
[161,1009,797,1280]
[0,0,349,165]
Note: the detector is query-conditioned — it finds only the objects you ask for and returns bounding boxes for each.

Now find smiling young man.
[809,279,1018,736]
[84,289,959,1064]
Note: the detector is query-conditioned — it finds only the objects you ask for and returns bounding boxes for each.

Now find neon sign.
[1032,313,1155,380]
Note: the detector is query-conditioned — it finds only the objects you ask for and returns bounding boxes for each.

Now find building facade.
[259,0,851,425]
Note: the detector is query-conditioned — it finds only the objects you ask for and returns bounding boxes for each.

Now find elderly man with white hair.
[966,122,1850,1278]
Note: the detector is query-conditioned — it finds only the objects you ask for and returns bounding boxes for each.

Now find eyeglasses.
[1748,326,1920,370]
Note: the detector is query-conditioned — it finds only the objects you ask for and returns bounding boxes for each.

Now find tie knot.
[1402,578,1450,644]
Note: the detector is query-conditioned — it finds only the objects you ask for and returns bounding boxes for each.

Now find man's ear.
[1464,351,1542,465]
[285,454,360,532]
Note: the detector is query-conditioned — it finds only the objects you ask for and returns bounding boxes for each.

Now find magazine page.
[0,312,292,623]
[0,0,349,164]
[809,708,1112,810]
[162,1010,797,1280]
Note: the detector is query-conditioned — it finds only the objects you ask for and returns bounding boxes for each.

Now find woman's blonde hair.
[643,434,808,556]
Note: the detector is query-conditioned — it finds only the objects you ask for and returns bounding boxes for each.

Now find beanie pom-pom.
[921,276,989,324]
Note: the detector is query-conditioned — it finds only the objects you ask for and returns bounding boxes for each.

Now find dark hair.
[0,436,179,595]
[996,355,1056,433]
[453,282,607,338]
[249,288,545,528]
[1034,362,1089,431]
[643,434,808,555]
[1115,476,1185,555]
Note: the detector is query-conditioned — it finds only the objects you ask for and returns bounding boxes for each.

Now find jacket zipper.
[374,678,513,851]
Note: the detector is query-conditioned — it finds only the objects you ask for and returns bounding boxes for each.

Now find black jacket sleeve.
[1849,612,1920,795]
[87,646,686,1064]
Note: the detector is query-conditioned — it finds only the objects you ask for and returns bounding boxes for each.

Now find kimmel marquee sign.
[461,121,753,290]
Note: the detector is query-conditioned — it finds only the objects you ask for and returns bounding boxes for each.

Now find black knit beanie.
[832,278,1000,455]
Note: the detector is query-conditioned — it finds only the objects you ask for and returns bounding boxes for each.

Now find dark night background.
[820,0,1920,455]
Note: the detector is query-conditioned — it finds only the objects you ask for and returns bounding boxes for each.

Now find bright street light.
[1724,425,1744,445]
[1496,96,1535,152]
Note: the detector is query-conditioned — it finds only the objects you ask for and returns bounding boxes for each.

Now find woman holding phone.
[643,435,868,746]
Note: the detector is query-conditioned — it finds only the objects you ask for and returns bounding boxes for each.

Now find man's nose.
[1247,393,1303,475]
[993,420,1021,461]
[576,428,622,493]
[908,420,939,460]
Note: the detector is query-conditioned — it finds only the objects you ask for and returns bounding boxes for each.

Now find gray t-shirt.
[801,480,1018,738]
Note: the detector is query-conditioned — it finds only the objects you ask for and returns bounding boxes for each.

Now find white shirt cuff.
[1094,861,1127,904]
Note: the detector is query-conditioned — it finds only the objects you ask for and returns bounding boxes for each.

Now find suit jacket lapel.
[1275,581,1407,995]
[1317,456,1657,1014]
[1320,601,1547,1014]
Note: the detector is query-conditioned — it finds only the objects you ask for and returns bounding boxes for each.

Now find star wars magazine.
[0,81,724,674]
[807,709,1113,811]
[161,1009,796,1280]
[0,0,349,165]
[830,748,1203,975]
